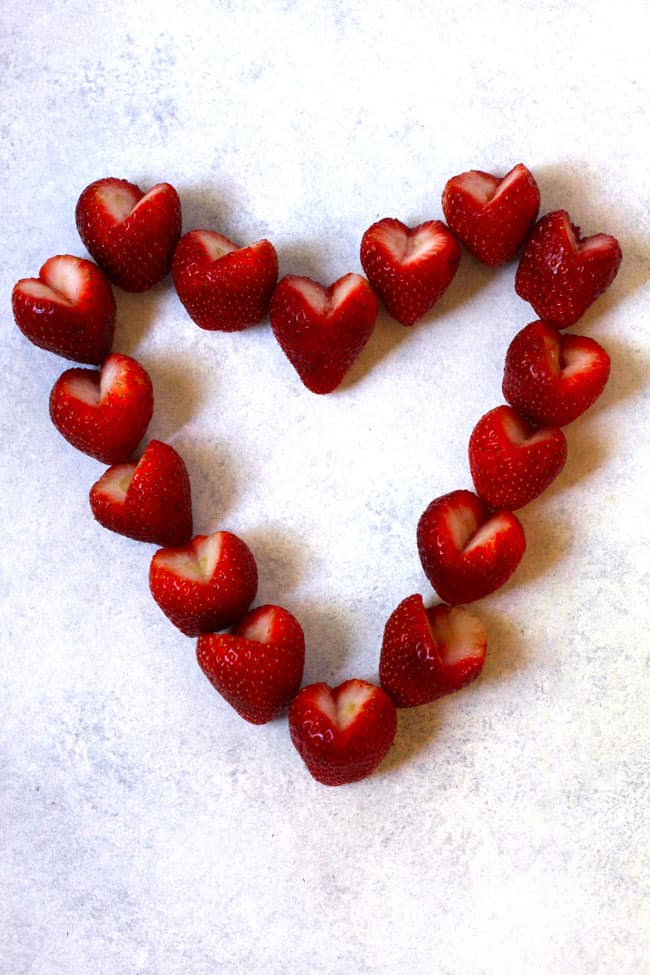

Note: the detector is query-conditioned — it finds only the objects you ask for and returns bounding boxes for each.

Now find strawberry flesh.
[288,679,397,786]
[196,604,305,724]
[442,163,540,265]
[515,210,622,327]
[379,594,487,707]
[360,218,461,325]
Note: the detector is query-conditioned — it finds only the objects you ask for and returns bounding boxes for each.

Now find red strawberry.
[49,353,154,463]
[12,255,115,365]
[149,530,258,637]
[379,594,487,707]
[75,177,182,292]
[196,604,305,724]
[89,439,193,546]
[503,320,611,427]
[359,218,461,326]
[172,230,278,331]
[442,163,540,265]
[515,210,622,327]
[417,489,526,604]
[288,679,397,786]
[468,405,567,510]
[269,273,379,394]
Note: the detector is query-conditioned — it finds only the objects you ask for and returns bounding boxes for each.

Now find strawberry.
[442,163,540,265]
[89,439,193,547]
[196,604,305,724]
[468,404,567,511]
[172,230,278,331]
[502,320,611,427]
[288,679,397,786]
[515,210,622,327]
[359,218,461,326]
[75,177,182,292]
[269,273,379,394]
[379,594,487,707]
[417,489,526,604]
[49,353,154,463]
[149,530,258,637]
[12,255,116,365]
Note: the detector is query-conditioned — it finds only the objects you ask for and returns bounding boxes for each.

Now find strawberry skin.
[75,177,182,292]
[149,530,258,637]
[12,255,115,364]
[469,405,567,510]
[172,230,278,331]
[89,439,193,546]
[503,320,611,427]
[197,604,305,724]
[417,489,526,604]
[359,218,461,326]
[269,273,379,394]
[515,210,622,327]
[442,163,540,265]
[288,679,397,786]
[49,353,154,463]
[379,594,487,707]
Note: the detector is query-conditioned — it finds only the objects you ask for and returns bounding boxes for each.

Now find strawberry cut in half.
[379,594,487,708]
[75,177,182,292]
[12,255,116,365]
[49,353,154,464]
[468,404,567,511]
[288,679,397,786]
[149,530,258,637]
[417,489,526,604]
[359,218,461,326]
[502,320,611,427]
[442,163,540,265]
[269,273,379,394]
[172,229,278,331]
[197,604,305,724]
[89,439,193,547]
[515,210,622,327]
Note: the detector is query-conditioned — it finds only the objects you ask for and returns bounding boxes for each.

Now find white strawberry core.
[64,373,101,406]
[239,606,275,644]
[193,229,238,261]
[96,181,142,223]
[19,256,85,306]
[464,513,513,553]
[291,274,364,315]
[429,606,486,666]
[561,342,595,378]
[93,463,136,503]
[376,222,449,265]
[156,532,224,582]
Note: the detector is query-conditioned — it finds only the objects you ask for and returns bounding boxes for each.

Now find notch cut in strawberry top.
[63,354,133,406]
[556,210,619,258]
[155,532,225,583]
[189,230,239,262]
[289,273,366,317]
[449,164,527,208]
[312,680,379,731]
[18,255,88,305]
[370,220,454,265]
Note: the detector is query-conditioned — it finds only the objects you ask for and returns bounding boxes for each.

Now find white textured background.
[2,2,649,973]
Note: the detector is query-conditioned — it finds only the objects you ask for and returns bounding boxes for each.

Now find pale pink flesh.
[155,532,224,582]
[93,463,137,503]
[561,342,598,378]
[428,605,486,666]
[290,273,365,316]
[191,230,238,261]
[313,680,376,730]
[446,503,482,551]
[374,222,450,265]
[239,606,276,645]
[500,409,555,446]
[18,256,87,306]
[453,164,524,206]
[464,513,514,554]
[64,356,124,406]
[96,181,142,223]
[558,212,618,255]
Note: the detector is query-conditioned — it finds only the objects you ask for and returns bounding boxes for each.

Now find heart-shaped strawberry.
[12,255,115,364]
[149,530,258,637]
[197,604,305,724]
[502,320,611,427]
[379,594,487,707]
[417,489,526,604]
[288,679,397,786]
[269,273,379,393]
[442,163,540,265]
[515,210,622,326]
[359,218,461,325]
[468,404,567,510]
[76,177,182,292]
[172,229,278,331]
[89,439,193,547]
[49,353,154,463]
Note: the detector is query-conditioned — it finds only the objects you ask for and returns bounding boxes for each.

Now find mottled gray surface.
[1,2,649,973]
